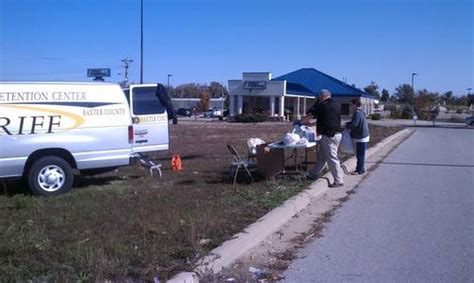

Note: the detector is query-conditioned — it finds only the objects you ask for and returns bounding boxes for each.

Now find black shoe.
[328,182,344,188]
[306,174,318,181]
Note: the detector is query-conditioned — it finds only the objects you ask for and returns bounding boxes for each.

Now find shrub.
[401,106,413,119]
[390,109,401,119]
[456,109,463,114]
[234,113,267,123]
[384,104,397,112]
[370,113,381,120]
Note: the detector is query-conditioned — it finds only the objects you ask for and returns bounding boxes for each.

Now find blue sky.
[0,0,472,95]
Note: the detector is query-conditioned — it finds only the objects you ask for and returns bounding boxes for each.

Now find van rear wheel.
[27,156,74,196]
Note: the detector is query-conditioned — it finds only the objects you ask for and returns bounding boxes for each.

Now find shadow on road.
[406,125,474,130]
[366,161,474,168]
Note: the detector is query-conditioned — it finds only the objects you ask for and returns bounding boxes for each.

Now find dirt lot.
[0,121,402,281]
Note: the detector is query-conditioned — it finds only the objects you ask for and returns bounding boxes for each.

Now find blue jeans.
[356,142,367,174]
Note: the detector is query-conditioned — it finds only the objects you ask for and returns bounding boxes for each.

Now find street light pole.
[411,72,417,125]
[167,74,172,88]
[140,0,144,84]
[167,74,172,96]
[411,72,417,102]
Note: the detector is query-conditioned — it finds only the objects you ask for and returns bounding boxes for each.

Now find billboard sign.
[87,68,111,78]
[243,81,266,90]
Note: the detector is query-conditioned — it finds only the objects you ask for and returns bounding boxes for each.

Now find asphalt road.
[283,127,474,282]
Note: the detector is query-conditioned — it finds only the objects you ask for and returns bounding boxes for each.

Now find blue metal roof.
[273,68,373,98]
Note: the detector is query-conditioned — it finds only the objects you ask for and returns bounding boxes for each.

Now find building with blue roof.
[228,68,376,119]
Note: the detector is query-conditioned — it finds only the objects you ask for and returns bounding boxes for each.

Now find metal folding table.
[267,141,317,177]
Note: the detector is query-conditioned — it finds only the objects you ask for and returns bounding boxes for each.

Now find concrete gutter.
[168,128,413,282]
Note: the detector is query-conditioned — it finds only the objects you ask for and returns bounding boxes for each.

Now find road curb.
[168,128,413,282]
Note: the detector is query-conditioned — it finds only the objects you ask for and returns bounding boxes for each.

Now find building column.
[279,96,285,118]
[229,95,235,116]
[296,97,301,120]
[270,96,275,116]
[237,95,243,114]
[303,95,307,114]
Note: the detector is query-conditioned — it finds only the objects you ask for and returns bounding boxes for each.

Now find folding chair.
[227,144,256,186]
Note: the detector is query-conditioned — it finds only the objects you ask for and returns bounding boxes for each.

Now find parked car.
[212,109,222,117]
[203,108,222,118]
[465,116,474,126]
[176,108,192,117]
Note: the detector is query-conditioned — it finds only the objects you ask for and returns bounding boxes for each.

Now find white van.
[0,82,173,195]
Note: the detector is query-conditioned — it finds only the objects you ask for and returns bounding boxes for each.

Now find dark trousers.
[356,142,367,173]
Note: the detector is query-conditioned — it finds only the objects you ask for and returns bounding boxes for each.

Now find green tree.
[469,94,474,106]
[442,91,453,105]
[197,91,211,112]
[380,89,390,102]
[394,84,414,103]
[209,82,228,98]
[455,95,469,107]
[363,81,380,99]
[174,83,201,98]
[414,89,440,120]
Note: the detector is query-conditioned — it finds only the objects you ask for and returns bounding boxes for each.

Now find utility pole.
[140,0,144,84]
[221,81,225,111]
[120,58,133,87]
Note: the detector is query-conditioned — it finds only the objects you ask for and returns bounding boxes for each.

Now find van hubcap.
[38,165,65,192]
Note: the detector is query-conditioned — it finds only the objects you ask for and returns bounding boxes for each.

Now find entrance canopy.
[273,68,372,98]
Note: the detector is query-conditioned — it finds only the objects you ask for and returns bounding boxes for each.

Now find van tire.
[27,156,74,196]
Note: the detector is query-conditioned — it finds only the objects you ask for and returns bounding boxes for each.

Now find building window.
[341,103,350,115]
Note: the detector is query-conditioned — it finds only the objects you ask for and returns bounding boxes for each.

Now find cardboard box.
[256,144,284,179]
[304,147,317,172]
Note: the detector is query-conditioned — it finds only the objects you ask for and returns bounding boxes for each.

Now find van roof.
[0,81,119,86]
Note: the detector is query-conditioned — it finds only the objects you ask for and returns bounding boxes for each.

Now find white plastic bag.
[247,138,266,155]
[339,129,355,154]
[300,125,316,142]
[282,133,301,145]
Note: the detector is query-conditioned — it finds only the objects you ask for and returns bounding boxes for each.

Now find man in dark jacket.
[302,89,344,187]
[155,83,177,124]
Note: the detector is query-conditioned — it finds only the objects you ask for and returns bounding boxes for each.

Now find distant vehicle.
[212,109,222,117]
[465,116,474,126]
[0,82,174,195]
[202,109,212,118]
[176,108,191,117]
[203,108,222,118]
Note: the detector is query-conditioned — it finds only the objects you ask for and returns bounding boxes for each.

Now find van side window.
[132,87,166,115]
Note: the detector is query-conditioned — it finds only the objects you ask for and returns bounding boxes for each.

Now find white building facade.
[228,69,375,120]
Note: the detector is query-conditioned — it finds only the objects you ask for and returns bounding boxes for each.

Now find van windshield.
[132,86,166,115]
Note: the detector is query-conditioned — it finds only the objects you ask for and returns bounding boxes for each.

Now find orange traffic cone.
[171,154,182,171]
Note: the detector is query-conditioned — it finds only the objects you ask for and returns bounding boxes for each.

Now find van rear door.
[129,84,169,153]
